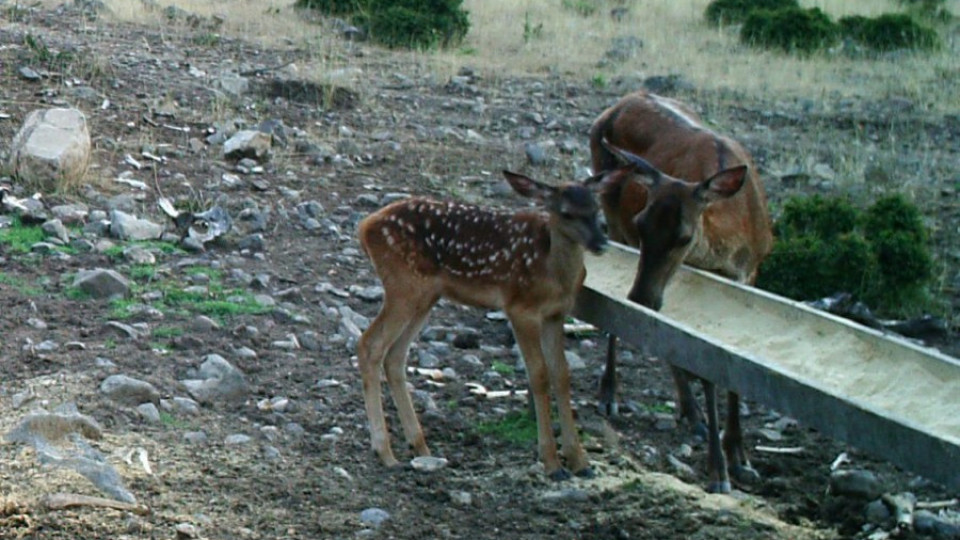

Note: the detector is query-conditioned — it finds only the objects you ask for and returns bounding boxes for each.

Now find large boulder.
[8,108,92,192]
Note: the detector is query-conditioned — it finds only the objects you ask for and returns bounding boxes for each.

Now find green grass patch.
[0,218,47,254]
[0,272,43,295]
[491,360,515,376]
[152,326,185,339]
[477,411,539,445]
[108,267,271,322]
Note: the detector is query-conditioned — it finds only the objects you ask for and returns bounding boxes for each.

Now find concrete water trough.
[574,242,960,490]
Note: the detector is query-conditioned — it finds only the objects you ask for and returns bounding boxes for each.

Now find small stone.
[410,456,448,472]
[829,469,883,500]
[183,431,208,444]
[360,508,391,528]
[224,433,252,446]
[653,412,677,431]
[137,403,162,423]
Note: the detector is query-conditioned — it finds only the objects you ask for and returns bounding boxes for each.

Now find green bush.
[740,7,839,54]
[898,0,952,21]
[758,194,934,317]
[839,13,939,51]
[775,195,858,240]
[296,0,470,50]
[294,0,361,16]
[359,0,469,49]
[704,0,798,26]
[759,234,874,302]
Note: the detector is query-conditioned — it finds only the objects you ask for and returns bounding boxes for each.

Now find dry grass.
[82,0,960,111]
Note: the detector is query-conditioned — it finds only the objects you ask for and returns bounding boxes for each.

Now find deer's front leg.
[510,315,565,480]
[542,315,592,477]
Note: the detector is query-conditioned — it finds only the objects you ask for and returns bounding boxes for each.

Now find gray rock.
[360,508,391,528]
[42,219,70,243]
[8,108,91,190]
[864,499,891,525]
[73,268,132,299]
[564,350,586,370]
[137,403,162,423]
[109,209,163,241]
[183,431,208,444]
[50,203,89,225]
[5,411,103,443]
[410,456,448,472]
[180,354,249,404]
[653,412,677,431]
[224,433,253,445]
[525,142,551,166]
[100,374,160,406]
[171,397,201,415]
[223,130,272,162]
[914,509,960,538]
[123,245,156,265]
[829,469,883,500]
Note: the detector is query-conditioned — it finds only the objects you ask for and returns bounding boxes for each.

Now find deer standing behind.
[589,90,774,493]
[357,171,608,479]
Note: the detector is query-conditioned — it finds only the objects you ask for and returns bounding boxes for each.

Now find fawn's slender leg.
[382,294,437,458]
[702,379,731,493]
[358,296,412,467]
[509,314,564,479]
[724,391,760,485]
[542,315,591,476]
[597,334,619,417]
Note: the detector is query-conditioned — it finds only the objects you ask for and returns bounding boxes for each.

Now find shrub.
[758,234,874,302]
[294,0,361,16]
[839,13,939,51]
[296,0,470,50]
[359,0,469,49]
[740,7,839,54]
[775,195,858,240]
[704,0,798,26]
[758,194,934,317]
[898,0,952,21]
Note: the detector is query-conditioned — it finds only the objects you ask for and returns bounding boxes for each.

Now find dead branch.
[40,493,150,516]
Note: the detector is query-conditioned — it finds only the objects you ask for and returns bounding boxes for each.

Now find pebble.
[410,456,448,472]
[360,507,391,528]
[224,434,253,446]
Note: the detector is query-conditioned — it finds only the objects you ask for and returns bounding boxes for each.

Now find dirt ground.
[1,4,958,540]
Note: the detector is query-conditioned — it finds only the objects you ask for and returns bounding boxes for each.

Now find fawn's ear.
[503,170,558,200]
[695,165,747,203]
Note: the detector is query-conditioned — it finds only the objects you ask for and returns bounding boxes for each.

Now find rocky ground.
[1,3,959,540]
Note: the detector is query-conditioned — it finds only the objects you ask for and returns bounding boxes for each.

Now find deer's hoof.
[574,466,596,479]
[707,480,732,494]
[548,468,572,482]
[733,465,761,486]
[597,399,619,418]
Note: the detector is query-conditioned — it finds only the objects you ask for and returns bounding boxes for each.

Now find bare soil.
[1,5,958,540]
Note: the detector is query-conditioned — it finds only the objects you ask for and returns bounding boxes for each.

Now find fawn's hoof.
[548,468,572,482]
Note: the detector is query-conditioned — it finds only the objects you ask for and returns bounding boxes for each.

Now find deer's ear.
[503,170,556,200]
[696,165,747,202]
[602,140,663,181]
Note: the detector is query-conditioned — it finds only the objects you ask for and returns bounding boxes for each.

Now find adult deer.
[357,170,609,479]
[588,90,773,493]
